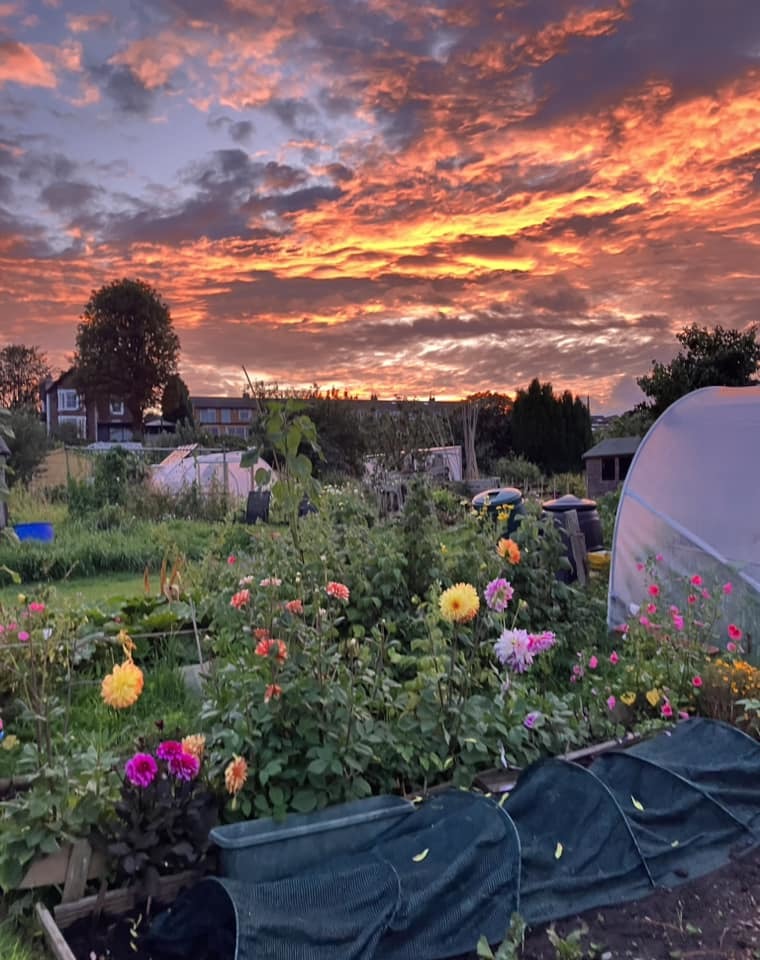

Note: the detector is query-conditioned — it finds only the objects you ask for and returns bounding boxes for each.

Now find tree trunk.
[462,401,480,481]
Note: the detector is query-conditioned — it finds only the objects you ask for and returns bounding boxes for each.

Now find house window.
[58,389,80,411]
[220,408,232,424]
[601,458,616,482]
[225,425,248,438]
[58,415,87,438]
[109,400,124,417]
[199,408,216,424]
[237,408,252,422]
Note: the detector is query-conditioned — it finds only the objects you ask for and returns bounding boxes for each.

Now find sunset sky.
[2,0,759,411]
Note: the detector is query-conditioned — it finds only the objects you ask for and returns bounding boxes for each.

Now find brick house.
[582,436,642,497]
[43,370,134,443]
[190,396,258,438]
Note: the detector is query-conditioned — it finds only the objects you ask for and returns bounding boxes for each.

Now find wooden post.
[62,838,92,903]
[564,509,588,586]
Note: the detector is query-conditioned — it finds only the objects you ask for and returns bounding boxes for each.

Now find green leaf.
[631,795,645,812]
[476,936,495,959]
[412,848,429,862]
[290,789,318,814]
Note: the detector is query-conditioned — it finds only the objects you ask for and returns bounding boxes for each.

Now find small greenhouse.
[150,446,273,499]
[609,386,760,646]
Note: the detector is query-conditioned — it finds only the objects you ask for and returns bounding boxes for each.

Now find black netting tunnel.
[147,720,760,960]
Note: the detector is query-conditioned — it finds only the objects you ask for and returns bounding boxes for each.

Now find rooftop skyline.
[2,0,759,412]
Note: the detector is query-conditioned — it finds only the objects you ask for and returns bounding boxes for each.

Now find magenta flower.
[639,615,650,627]
[523,711,540,730]
[18,631,30,642]
[646,603,657,615]
[648,584,660,597]
[678,710,690,720]
[672,614,684,631]
[661,702,674,719]
[227,555,236,565]
[125,753,158,788]
[728,624,743,641]
[692,676,703,688]
[156,740,184,760]
[168,751,200,781]
[723,582,734,595]
[606,696,616,710]
[527,631,556,654]
[588,655,598,670]
[636,562,645,571]
[688,594,697,604]
[28,602,45,613]
[484,577,514,612]
[655,553,664,562]
[727,641,737,653]
[609,651,619,665]
[690,574,703,586]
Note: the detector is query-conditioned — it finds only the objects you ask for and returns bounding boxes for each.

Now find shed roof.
[582,436,642,460]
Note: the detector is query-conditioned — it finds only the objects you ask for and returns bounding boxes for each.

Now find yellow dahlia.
[101,660,144,709]
[225,755,248,795]
[439,582,480,623]
[497,538,521,564]
[182,734,206,762]
[621,692,637,706]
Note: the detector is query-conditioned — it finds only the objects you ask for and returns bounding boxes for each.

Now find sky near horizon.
[1,0,759,412]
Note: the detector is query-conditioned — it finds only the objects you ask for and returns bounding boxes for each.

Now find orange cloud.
[0,39,56,88]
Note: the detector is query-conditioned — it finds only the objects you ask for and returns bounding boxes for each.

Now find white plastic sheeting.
[608,386,760,644]
[151,448,273,500]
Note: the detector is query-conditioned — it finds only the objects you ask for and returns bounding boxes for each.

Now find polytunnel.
[608,385,760,642]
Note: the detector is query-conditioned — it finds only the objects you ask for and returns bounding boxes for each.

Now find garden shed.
[582,436,641,497]
[608,386,760,640]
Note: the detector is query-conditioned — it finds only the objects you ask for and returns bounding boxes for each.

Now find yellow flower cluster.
[709,659,760,699]
[101,631,144,709]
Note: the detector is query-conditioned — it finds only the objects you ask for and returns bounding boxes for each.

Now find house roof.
[190,396,258,409]
[582,436,642,460]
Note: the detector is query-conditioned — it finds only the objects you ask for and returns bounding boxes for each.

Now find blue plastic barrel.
[210,794,415,882]
[13,522,55,543]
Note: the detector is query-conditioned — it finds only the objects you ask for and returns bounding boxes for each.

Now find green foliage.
[546,922,589,959]
[477,913,526,959]
[161,373,194,426]
[596,488,621,547]
[401,479,442,598]
[68,447,146,517]
[494,455,543,491]
[454,392,512,473]
[637,322,760,419]
[511,379,592,474]
[5,408,48,488]
[597,407,651,439]
[0,345,50,412]
[243,399,322,553]
[549,472,587,498]
[74,278,180,431]
[0,742,120,892]
[0,518,220,584]
[307,397,369,478]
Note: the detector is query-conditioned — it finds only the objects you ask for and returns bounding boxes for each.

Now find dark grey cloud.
[40,180,99,213]
[267,97,320,133]
[91,63,157,116]
[229,120,254,143]
[0,173,12,203]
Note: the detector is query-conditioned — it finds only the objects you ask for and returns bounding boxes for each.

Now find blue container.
[210,795,415,882]
[13,522,55,543]
[471,487,526,536]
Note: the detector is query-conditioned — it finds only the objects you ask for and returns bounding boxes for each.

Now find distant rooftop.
[582,436,642,460]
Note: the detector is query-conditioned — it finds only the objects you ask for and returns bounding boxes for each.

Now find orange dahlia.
[225,755,248,795]
[497,538,521,564]
[181,734,206,761]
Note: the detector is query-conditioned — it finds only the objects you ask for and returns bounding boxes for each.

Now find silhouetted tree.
[511,378,591,473]
[0,344,50,411]
[637,323,760,419]
[161,374,194,426]
[74,278,180,435]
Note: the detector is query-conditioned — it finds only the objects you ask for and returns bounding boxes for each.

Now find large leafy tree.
[637,323,760,419]
[74,279,180,434]
[0,344,51,411]
[6,408,48,487]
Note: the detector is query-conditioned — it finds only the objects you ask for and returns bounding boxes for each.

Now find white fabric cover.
[151,450,273,499]
[609,386,760,643]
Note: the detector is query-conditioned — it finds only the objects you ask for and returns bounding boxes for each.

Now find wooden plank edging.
[35,903,77,960]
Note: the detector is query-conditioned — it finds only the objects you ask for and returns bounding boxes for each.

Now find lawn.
[0,571,147,605]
